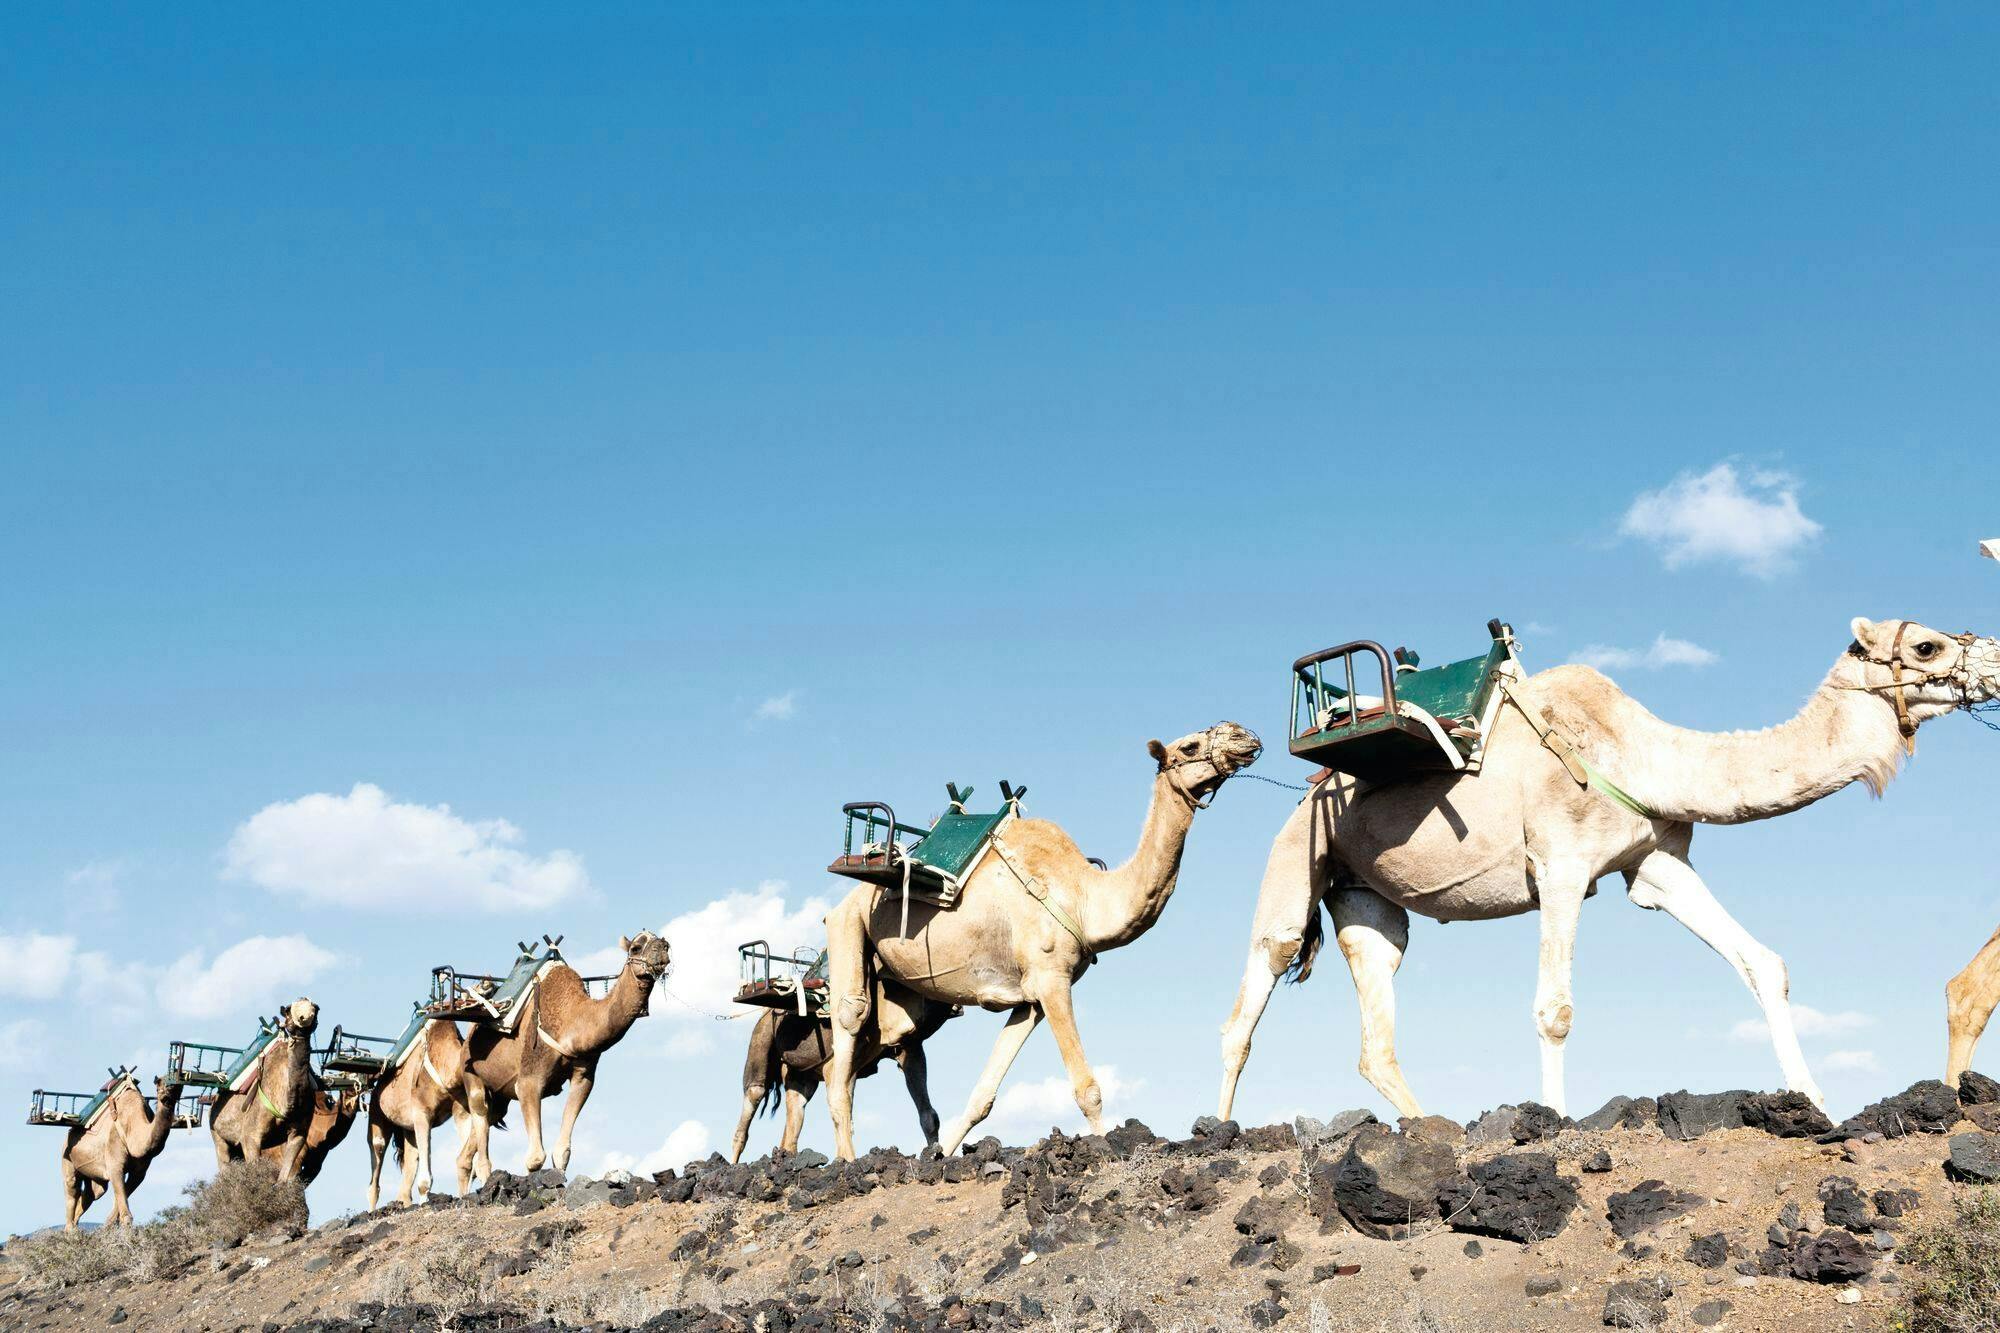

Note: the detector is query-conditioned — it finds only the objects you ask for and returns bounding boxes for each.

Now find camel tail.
[745,1011,786,1120]
[1285,904,1325,985]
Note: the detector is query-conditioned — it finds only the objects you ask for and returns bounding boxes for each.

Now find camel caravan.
[27,548,2000,1230]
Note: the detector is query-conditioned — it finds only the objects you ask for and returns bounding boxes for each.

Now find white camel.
[1218,618,2000,1120]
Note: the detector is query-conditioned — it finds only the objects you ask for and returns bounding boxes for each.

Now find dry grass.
[5,1228,134,1288]
[187,1160,308,1244]
[1895,1189,2000,1333]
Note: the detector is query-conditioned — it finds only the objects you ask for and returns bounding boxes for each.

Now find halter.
[1844,625,1988,755]
[1159,727,1237,809]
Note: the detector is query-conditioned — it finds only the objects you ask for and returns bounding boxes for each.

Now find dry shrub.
[1896,1189,2000,1333]
[6,1228,132,1288]
[186,1160,308,1244]
[123,1205,203,1280]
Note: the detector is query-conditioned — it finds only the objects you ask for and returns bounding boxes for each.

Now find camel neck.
[1609,665,1907,824]
[1080,771,1196,952]
[139,1086,180,1156]
[552,963,651,1053]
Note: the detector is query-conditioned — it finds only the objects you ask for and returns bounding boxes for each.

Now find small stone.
[108,1310,128,1326]
[1685,1234,1729,1269]
[1960,1071,2000,1105]
[1245,1297,1287,1327]
[1606,1179,1705,1238]
[1689,1299,1732,1327]
[1953,1132,2000,1183]
[1790,1231,1875,1283]
[1581,1149,1613,1174]
[1462,1240,1483,1258]
[1835,1287,1862,1304]
[1525,1276,1562,1297]
[1603,1276,1671,1328]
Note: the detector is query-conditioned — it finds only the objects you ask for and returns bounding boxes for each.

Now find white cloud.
[0,1019,46,1069]
[157,935,338,1021]
[1823,1049,1882,1073]
[1729,1005,1873,1044]
[0,932,79,999]
[1619,462,1822,578]
[984,1065,1138,1141]
[598,1119,712,1178]
[662,1028,716,1060]
[225,782,590,914]
[605,881,832,1029]
[752,691,799,724]
[1573,634,1720,672]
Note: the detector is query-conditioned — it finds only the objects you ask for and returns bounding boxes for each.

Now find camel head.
[1148,721,1263,807]
[1846,618,2000,727]
[617,930,672,1016]
[279,997,320,1041]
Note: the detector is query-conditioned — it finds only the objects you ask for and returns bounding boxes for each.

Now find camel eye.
[1916,642,1939,659]
[1180,741,1199,754]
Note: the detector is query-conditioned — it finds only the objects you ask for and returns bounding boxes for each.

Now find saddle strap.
[988,834,1096,965]
[536,1024,575,1058]
[1498,679,1657,820]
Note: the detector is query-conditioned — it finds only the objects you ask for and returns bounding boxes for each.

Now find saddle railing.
[734,940,828,1014]
[165,1039,249,1090]
[317,1026,397,1085]
[26,1088,94,1127]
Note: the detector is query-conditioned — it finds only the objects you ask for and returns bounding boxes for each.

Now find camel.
[58,1074,184,1230]
[366,1019,488,1208]
[211,999,321,1181]
[823,721,1263,1161]
[464,931,670,1175]
[730,980,954,1162]
[260,1084,363,1186]
[1216,618,2000,1122]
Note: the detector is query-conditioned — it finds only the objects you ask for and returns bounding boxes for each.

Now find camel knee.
[1261,930,1303,976]
[1074,1079,1103,1122]
[836,995,870,1035]
[1221,1029,1252,1075]
[1357,1047,1402,1092]
[1535,998,1574,1045]
[1743,945,1789,1004]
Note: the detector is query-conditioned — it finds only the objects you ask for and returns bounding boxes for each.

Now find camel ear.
[1147,739,1167,764]
[1852,617,1882,651]
[619,934,632,952]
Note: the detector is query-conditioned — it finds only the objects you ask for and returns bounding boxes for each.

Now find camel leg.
[1627,847,1824,1107]
[1036,982,1105,1134]
[1946,926,2000,1087]
[549,1063,594,1173]
[731,1077,768,1164]
[366,1118,389,1211]
[106,1154,132,1228]
[1529,868,1590,1116]
[518,1081,549,1172]
[1219,798,1325,1120]
[824,893,874,1161]
[60,1157,81,1232]
[461,1079,492,1185]
[940,1004,1042,1155]
[277,1131,307,1183]
[781,1074,819,1155]
[1329,887,1423,1118]
[898,1044,943,1147]
[395,1132,419,1204]
[413,1114,434,1199]
[451,1104,476,1194]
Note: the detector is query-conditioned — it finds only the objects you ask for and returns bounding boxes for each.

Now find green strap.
[1580,758,1657,819]
[255,1081,283,1120]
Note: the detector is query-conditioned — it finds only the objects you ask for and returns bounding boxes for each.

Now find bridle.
[1159,726,1247,810]
[1844,624,1987,754]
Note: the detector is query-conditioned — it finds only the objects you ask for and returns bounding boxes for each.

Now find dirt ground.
[0,1121,1969,1333]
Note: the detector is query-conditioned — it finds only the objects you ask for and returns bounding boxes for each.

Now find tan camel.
[1946,936,2000,1090]
[259,1085,363,1186]
[59,1075,184,1230]
[464,932,670,1174]
[366,1019,488,1208]
[1217,619,2000,1122]
[823,722,1263,1160]
[210,998,320,1181]
[730,980,953,1162]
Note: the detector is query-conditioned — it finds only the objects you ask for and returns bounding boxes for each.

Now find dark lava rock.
[1948,1132,2000,1183]
[1240,1123,1297,1152]
[1464,1105,1522,1147]
[1230,1241,1272,1269]
[1967,1104,2000,1133]
[1233,1196,1293,1244]
[1294,1110,1376,1154]
[1438,1153,1579,1243]
[1602,1276,1671,1328]
[1462,1239,1482,1257]
[1740,1091,1835,1139]
[1103,1119,1158,1158]
[1397,1115,1465,1145]
[1818,1176,1872,1232]
[1961,1071,2000,1105]
[1581,1150,1613,1174]
[1509,1101,1569,1144]
[1246,1297,1287,1327]
[1874,1187,1919,1218]
[1690,1299,1732,1327]
[1606,1180,1706,1238]
[1525,1275,1563,1297]
[1577,1095,1656,1132]
[1314,1124,1458,1240]
[1312,1262,1361,1282]
[1686,1233,1729,1269]
[1655,1090,1752,1140]
[1790,1230,1874,1283]
[1157,1165,1220,1213]
[1257,1164,1292,1190]
[1830,1080,1962,1140]
[1190,1118,1241,1155]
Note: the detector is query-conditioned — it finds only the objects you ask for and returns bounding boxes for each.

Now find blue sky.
[3,5,1997,1235]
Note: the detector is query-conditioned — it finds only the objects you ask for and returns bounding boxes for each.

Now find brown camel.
[259,1084,363,1186]
[366,1019,488,1208]
[210,998,320,1181]
[730,981,953,1163]
[464,932,670,1174]
[58,1075,184,1230]
[824,722,1263,1159]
